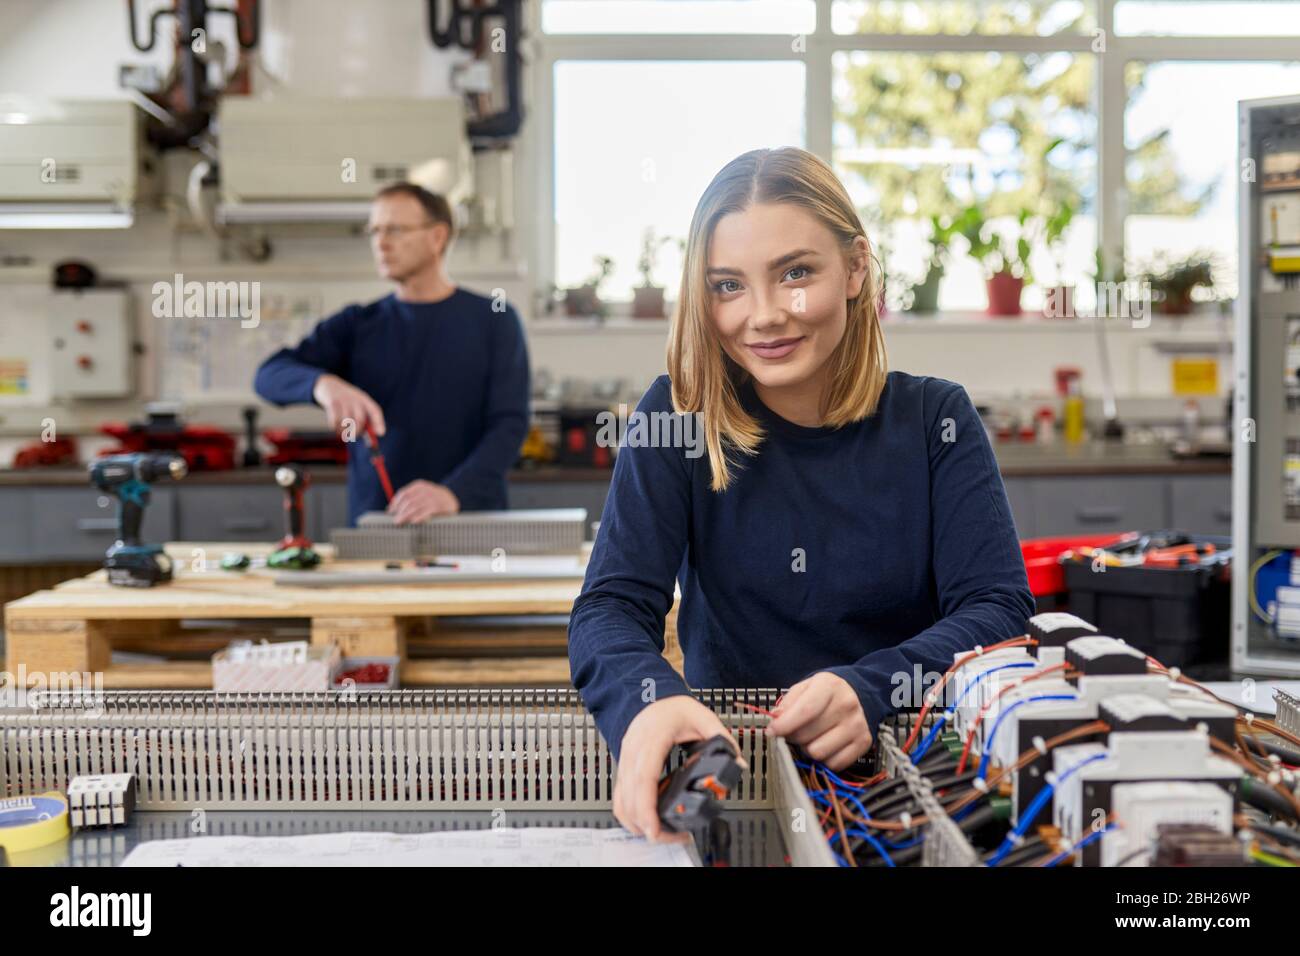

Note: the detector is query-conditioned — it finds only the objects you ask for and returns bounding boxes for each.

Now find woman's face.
[707,202,869,397]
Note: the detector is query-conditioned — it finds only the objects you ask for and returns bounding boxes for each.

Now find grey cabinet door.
[1169,476,1232,537]
[508,480,610,538]
[1030,476,1168,537]
[177,486,285,543]
[1001,477,1035,538]
[312,483,351,540]
[31,487,177,560]
[0,488,33,560]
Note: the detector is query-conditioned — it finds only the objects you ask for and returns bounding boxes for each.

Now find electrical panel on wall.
[1235,94,1300,675]
[50,289,133,399]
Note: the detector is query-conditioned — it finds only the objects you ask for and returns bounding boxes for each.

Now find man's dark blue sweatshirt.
[568,370,1034,758]
[253,290,530,524]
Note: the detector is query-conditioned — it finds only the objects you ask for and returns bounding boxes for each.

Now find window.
[537,0,1300,315]
[1115,1,1300,36]
[553,60,806,302]
[833,1,1095,36]
[542,1,815,35]
[833,50,1096,311]
[1124,60,1300,299]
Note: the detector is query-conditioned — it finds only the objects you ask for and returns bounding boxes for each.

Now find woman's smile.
[747,335,805,360]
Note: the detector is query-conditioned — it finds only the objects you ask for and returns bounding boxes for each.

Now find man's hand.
[312,373,386,437]
[766,672,872,771]
[387,480,459,524]
[614,696,741,844]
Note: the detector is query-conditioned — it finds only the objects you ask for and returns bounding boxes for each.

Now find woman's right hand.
[613,695,741,843]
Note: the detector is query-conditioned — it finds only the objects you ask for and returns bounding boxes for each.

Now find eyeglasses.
[364,222,435,239]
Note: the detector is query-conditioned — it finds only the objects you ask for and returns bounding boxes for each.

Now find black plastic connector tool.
[657,735,743,833]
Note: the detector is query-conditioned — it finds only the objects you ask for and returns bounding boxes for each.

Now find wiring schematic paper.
[119,827,698,867]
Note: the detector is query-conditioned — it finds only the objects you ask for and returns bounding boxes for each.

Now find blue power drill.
[88,453,187,587]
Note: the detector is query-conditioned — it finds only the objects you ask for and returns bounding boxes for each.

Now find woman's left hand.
[765,672,873,771]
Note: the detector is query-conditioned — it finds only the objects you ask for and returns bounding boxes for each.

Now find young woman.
[568,147,1034,842]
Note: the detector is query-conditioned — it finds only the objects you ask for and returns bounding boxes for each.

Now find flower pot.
[907,266,943,314]
[985,272,1024,317]
[632,285,665,319]
[1157,289,1194,315]
[1042,284,1075,319]
[564,285,601,317]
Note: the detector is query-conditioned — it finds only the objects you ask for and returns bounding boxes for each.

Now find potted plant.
[561,256,615,318]
[1040,201,1076,319]
[633,230,678,319]
[1142,252,1215,315]
[1086,247,1130,320]
[906,214,958,314]
[956,204,1034,317]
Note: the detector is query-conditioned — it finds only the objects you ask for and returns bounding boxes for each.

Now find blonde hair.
[666,147,888,492]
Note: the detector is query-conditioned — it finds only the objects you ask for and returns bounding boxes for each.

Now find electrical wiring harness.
[800,615,1300,868]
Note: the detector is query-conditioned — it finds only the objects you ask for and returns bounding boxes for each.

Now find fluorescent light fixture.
[215,201,372,225]
[0,203,133,228]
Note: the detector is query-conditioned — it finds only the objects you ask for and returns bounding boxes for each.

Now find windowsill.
[882,308,1234,329]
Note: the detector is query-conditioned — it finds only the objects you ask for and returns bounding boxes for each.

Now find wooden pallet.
[4,545,683,689]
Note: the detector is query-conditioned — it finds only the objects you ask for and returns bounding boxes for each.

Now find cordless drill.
[267,465,321,570]
[88,453,187,587]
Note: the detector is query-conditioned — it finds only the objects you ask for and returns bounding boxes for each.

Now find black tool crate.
[1059,534,1231,670]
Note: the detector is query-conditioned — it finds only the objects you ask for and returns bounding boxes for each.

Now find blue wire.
[885,834,924,850]
[804,774,885,828]
[985,752,1107,866]
[830,827,897,867]
[911,661,1036,764]
[794,760,869,793]
[1041,823,1115,868]
[977,694,1078,780]
[802,760,915,865]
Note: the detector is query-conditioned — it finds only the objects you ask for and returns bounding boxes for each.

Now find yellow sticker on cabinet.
[1172,357,1219,396]
[0,359,29,395]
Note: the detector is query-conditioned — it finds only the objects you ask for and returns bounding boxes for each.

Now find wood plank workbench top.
[5,542,590,622]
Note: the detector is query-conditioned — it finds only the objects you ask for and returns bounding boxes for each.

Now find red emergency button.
[77,356,93,370]
[76,321,93,334]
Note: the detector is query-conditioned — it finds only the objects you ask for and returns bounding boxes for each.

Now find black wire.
[928,770,980,792]
[1252,738,1300,766]
[957,803,998,834]
[1247,820,1300,849]
[917,751,960,774]
[1112,845,1151,867]
[860,775,908,802]
[861,840,924,867]
[991,837,1048,867]
[866,790,923,817]
[1242,778,1300,821]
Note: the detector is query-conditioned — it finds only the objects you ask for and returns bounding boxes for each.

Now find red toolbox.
[1020,532,1137,602]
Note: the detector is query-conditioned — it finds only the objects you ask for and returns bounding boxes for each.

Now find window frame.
[528,0,1299,312]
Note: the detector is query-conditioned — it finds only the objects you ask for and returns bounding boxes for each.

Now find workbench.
[3,543,681,689]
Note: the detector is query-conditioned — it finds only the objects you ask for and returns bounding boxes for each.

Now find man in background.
[254,182,530,525]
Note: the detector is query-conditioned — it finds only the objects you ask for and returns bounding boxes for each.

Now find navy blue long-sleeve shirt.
[568,370,1034,758]
[253,290,530,524]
